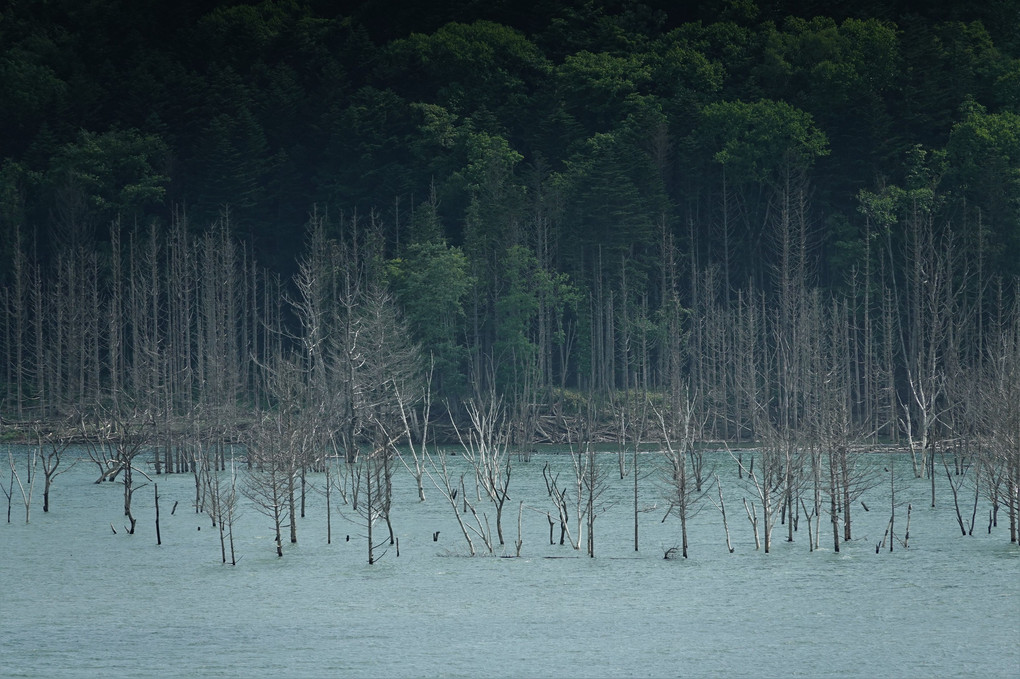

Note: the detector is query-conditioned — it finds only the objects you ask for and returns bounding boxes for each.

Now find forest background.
[0,0,1018,461]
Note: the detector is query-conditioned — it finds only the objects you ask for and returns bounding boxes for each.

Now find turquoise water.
[2,446,1017,678]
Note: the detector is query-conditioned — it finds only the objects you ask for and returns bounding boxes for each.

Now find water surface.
[2,447,1017,678]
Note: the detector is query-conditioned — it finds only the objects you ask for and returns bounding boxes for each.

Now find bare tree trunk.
[155,484,161,545]
[743,498,760,551]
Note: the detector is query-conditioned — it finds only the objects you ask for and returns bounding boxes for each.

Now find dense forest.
[0,0,1018,496]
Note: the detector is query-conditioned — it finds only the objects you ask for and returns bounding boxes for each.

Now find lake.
[2,445,1017,678]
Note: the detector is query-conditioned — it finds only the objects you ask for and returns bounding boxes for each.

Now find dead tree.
[242,411,296,557]
[897,211,962,481]
[979,289,1020,542]
[342,422,396,565]
[79,407,153,534]
[393,361,434,502]
[731,429,788,553]
[876,460,910,552]
[424,444,494,556]
[205,453,240,565]
[654,389,707,559]
[579,439,610,558]
[35,422,77,513]
[7,445,37,524]
[706,474,734,553]
[453,394,513,547]
[543,404,609,556]
[542,460,573,548]
[941,446,974,537]
[2,452,14,523]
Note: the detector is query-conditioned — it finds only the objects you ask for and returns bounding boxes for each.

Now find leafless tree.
[7,444,38,523]
[452,393,513,547]
[978,287,1020,542]
[7,226,28,417]
[393,361,434,502]
[895,206,965,483]
[34,420,77,513]
[543,403,609,556]
[424,443,494,556]
[344,424,397,564]
[2,447,15,523]
[243,410,296,557]
[706,473,734,553]
[202,437,241,564]
[876,460,911,553]
[809,297,878,551]
[578,437,610,557]
[354,286,422,556]
[731,424,792,553]
[78,406,154,534]
[654,388,707,559]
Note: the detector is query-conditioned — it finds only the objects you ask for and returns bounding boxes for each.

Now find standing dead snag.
[978,300,1020,543]
[731,433,789,553]
[543,461,572,547]
[941,448,973,537]
[36,423,76,513]
[405,387,505,556]
[742,498,761,551]
[2,453,14,523]
[205,452,241,565]
[347,395,412,565]
[79,407,154,534]
[515,500,524,557]
[578,440,609,558]
[654,391,707,559]
[344,437,395,565]
[540,403,608,557]
[706,474,734,553]
[897,212,959,481]
[564,402,609,557]
[876,461,910,553]
[424,446,492,555]
[319,272,421,563]
[243,412,296,557]
[7,445,38,524]
[392,360,434,503]
[155,484,161,545]
[810,297,877,550]
[454,396,513,548]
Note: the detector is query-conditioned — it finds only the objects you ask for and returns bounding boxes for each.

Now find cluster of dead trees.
[2,184,1019,560]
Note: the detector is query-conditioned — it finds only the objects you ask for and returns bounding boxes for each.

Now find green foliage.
[0,46,68,155]
[461,130,526,273]
[947,108,1020,191]
[495,244,543,364]
[0,0,1018,403]
[318,86,420,210]
[755,16,899,103]
[46,128,169,225]
[645,36,723,107]
[946,108,1020,273]
[697,98,829,186]
[192,0,299,72]
[0,160,36,279]
[823,212,867,289]
[554,118,670,283]
[381,20,549,118]
[556,50,651,133]
[387,240,473,397]
[493,244,580,394]
[190,106,269,224]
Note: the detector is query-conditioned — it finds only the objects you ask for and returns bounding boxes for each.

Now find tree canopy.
[1,0,1018,418]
